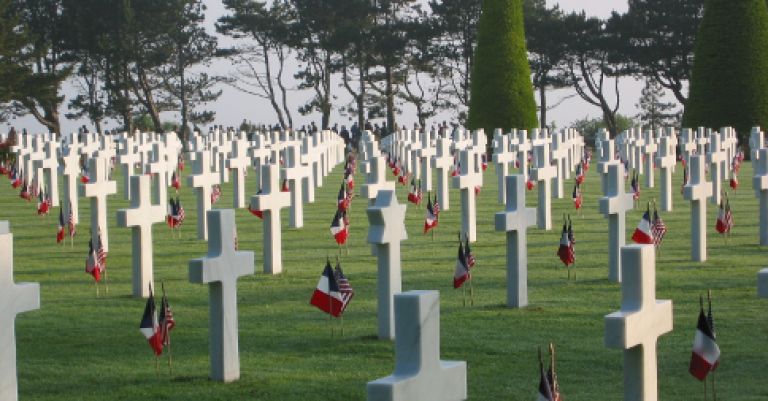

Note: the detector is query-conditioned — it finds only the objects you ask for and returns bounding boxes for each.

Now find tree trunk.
[539,83,547,129]
[385,64,395,135]
[321,52,332,130]
[357,61,366,130]
[179,50,189,143]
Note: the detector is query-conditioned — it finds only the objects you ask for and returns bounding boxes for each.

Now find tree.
[612,0,704,106]
[428,0,482,123]
[0,0,29,121]
[336,0,376,130]
[524,0,571,129]
[635,78,679,132]
[467,0,538,139]
[218,0,295,129]
[570,113,635,147]
[4,0,72,134]
[564,12,625,136]
[683,0,768,141]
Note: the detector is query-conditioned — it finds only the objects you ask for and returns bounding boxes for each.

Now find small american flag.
[211,184,221,204]
[97,232,107,271]
[464,236,476,269]
[334,263,354,313]
[159,290,175,347]
[652,210,667,247]
[67,200,76,238]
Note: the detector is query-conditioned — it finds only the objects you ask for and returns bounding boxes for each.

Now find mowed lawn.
[8,150,768,400]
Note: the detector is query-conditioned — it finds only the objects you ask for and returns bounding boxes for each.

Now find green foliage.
[635,78,680,131]
[683,0,768,142]
[6,155,768,400]
[570,113,635,146]
[468,0,538,140]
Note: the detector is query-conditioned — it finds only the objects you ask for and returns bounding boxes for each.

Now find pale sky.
[5,0,664,134]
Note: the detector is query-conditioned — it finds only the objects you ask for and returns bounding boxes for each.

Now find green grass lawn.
[8,153,768,400]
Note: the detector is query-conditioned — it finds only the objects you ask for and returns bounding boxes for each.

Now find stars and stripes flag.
[37,189,50,215]
[337,182,350,211]
[715,195,733,234]
[67,200,76,238]
[139,284,164,356]
[729,174,738,190]
[451,154,460,177]
[651,208,667,247]
[453,240,470,289]
[557,222,574,266]
[481,153,488,171]
[575,162,585,185]
[407,178,422,205]
[56,207,65,243]
[631,170,640,200]
[19,179,30,200]
[464,235,476,269]
[330,209,349,245]
[398,168,409,186]
[171,170,181,191]
[158,285,176,347]
[572,183,582,211]
[689,297,720,380]
[424,193,438,234]
[84,236,103,282]
[210,184,221,204]
[681,166,689,195]
[567,215,575,246]
[167,197,185,228]
[536,346,563,401]
[631,207,655,244]
[97,231,107,271]
[281,178,290,192]
[310,261,345,317]
[80,167,90,183]
[344,170,355,192]
[537,362,554,401]
[334,262,354,314]
[526,167,535,190]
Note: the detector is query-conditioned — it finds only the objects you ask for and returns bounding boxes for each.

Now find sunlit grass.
[8,154,768,400]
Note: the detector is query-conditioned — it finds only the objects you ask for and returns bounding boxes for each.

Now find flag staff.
[162,281,174,376]
[708,289,717,401]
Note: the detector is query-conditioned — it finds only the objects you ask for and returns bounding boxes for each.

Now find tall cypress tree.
[467,0,538,137]
[683,0,768,140]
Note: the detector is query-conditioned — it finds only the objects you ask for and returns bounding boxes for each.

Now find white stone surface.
[755,149,768,246]
[707,132,726,205]
[116,175,166,298]
[58,143,81,226]
[188,150,221,241]
[82,155,117,252]
[655,137,676,212]
[599,163,635,283]
[0,221,40,401]
[493,134,515,204]
[367,290,467,401]
[189,210,254,382]
[531,143,556,230]
[682,155,712,262]
[452,148,482,242]
[605,245,673,401]
[282,144,310,228]
[759,268,768,298]
[433,136,453,211]
[367,190,407,340]
[494,175,537,308]
[226,138,250,209]
[251,163,291,274]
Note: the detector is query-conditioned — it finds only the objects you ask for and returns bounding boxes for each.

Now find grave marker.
[754,148,768,246]
[82,155,117,251]
[367,190,407,340]
[367,290,467,401]
[251,163,291,274]
[655,137,676,212]
[189,210,254,382]
[188,150,221,241]
[682,155,712,262]
[531,143,556,230]
[605,245,673,401]
[494,175,537,308]
[599,163,635,282]
[452,148,482,242]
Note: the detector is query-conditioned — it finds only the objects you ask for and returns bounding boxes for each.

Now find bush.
[683,0,768,143]
[467,0,538,146]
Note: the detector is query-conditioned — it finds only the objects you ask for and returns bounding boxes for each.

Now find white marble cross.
[598,139,616,195]
[605,244,673,401]
[754,148,768,246]
[367,190,407,340]
[145,142,169,207]
[493,134,516,204]
[599,162,635,283]
[226,138,250,209]
[188,150,221,241]
[550,133,568,198]
[514,130,531,182]
[707,132,726,205]
[367,290,467,401]
[59,143,82,226]
[189,209,254,382]
[362,155,396,205]
[494,175,537,308]
[655,137,676,212]
[82,154,117,251]
[531,143,557,230]
[250,163,291,274]
[0,221,40,401]
[116,175,166,298]
[117,135,139,200]
[433,136,453,211]
[750,127,764,161]
[642,131,657,188]
[34,141,59,207]
[282,144,310,228]
[417,132,436,193]
[452,148,482,242]
[682,155,712,262]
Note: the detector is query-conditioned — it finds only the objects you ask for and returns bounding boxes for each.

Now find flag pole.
[708,289,717,401]
[163,281,174,376]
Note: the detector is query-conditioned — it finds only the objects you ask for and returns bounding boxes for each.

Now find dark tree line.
[0,0,703,136]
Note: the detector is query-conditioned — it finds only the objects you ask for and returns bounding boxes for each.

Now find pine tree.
[635,78,679,132]
[683,0,768,140]
[467,0,538,141]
